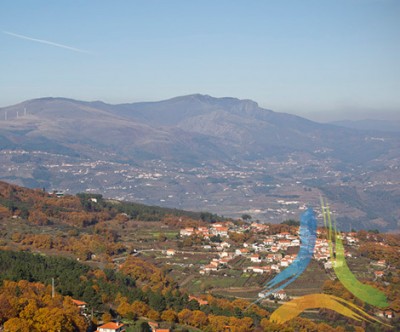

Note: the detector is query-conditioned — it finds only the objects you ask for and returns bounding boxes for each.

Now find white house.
[235,248,249,256]
[272,290,287,300]
[280,260,289,267]
[212,226,229,237]
[263,238,274,246]
[271,264,280,272]
[250,254,262,263]
[245,266,270,274]
[290,239,300,246]
[180,228,194,237]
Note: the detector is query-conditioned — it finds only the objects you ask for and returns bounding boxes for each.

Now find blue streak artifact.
[260,207,317,298]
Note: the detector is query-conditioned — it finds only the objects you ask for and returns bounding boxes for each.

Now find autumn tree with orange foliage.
[208,315,230,332]
[228,231,248,244]
[131,301,149,317]
[177,308,193,325]
[117,299,132,318]
[0,205,10,218]
[161,308,177,322]
[0,280,87,332]
[120,256,175,293]
[27,209,49,225]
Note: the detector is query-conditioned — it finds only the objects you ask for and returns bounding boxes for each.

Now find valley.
[0,95,399,232]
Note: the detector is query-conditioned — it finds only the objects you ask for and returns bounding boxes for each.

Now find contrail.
[2,30,90,54]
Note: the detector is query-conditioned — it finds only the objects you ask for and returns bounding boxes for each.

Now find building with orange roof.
[71,299,87,308]
[180,227,194,237]
[96,322,125,332]
[212,226,229,237]
[71,298,87,314]
[384,311,393,319]
[189,295,209,306]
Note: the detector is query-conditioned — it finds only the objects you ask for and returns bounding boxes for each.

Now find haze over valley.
[1,94,399,232]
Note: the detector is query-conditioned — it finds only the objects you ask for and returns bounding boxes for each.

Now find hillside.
[0,181,399,331]
[0,95,399,232]
[2,94,397,163]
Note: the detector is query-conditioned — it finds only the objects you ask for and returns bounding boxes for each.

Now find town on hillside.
[0,182,398,331]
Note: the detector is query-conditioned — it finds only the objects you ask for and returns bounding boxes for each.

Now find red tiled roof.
[71,299,87,306]
[189,295,209,305]
[98,322,124,329]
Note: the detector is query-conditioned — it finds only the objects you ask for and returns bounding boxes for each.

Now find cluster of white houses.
[178,223,382,281]
[180,223,310,276]
[178,223,392,303]
[179,223,230,238]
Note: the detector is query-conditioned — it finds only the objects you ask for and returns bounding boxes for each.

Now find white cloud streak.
[2,30,90,54]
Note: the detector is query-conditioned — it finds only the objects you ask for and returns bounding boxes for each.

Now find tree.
[4,317,31,332]
[101,312,112,323]
[148,292,166,312]
[188,310,208,328]
[281,219,300,227]
[0,281,87,332]
[232,299,250,311]
[229,232,246,244]
[117,300,132,318]
[210,235,222,243]
[131,301,149,317]
[260,318,286,332]
[187,299,200,311]
[158,233,167,242]
[208,315,229,332]
[178,309,193,325]
[0,205,10,218]
[241,214,252,221]
[161,309,177,323]
[147,309,160,321]
[28,210,49,225]
[228,317,253,332]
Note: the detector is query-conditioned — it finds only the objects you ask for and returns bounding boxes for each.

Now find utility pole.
[52,277,55,298]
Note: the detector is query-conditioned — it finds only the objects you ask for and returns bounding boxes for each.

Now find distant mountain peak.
[25,97,80,104]
[167,93,259,108]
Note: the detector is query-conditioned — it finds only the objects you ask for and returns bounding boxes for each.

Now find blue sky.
[1,0,399,121]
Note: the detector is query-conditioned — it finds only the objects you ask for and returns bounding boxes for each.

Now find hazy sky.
[1,1,399,121]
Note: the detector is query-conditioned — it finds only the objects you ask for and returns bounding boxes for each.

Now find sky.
[1,0,399,121]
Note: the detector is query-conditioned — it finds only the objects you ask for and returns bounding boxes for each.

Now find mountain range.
[0,94,399,232]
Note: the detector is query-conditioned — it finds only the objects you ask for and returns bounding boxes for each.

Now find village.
[150,220,386,302]
[0,179,396,331]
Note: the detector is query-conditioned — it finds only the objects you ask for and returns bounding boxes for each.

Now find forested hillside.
[0,180,399,331]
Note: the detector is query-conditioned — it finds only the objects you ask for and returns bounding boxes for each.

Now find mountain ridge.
[0,94,399,232]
